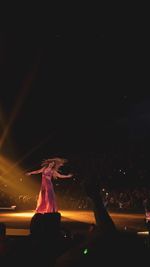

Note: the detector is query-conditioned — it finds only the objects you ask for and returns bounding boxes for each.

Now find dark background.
[0,10,149,169]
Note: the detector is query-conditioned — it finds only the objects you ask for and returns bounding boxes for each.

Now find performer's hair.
[41,158,68,171]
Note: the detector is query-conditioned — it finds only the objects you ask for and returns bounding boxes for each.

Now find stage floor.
[0,210,147,236]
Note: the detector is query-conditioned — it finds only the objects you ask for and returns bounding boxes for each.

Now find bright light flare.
[137,231,149,235]
[0,155,39,198]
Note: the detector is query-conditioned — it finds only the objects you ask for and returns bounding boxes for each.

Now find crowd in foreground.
[0,211,150,267]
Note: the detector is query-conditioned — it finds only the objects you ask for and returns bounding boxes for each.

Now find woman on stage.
[26,158,72,213]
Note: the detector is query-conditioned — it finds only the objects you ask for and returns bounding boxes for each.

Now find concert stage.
[0,210,147,236]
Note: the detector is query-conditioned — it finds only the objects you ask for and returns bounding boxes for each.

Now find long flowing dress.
[35,167,58,213]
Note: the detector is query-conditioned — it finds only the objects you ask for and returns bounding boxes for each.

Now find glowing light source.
[83,248,88,255]
[137,231,149,235]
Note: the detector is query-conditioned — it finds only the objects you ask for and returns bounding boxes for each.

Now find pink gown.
[35,167,58,213]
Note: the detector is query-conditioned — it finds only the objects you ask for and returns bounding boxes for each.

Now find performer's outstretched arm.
[26,167,44,176]
[54,170,72,179]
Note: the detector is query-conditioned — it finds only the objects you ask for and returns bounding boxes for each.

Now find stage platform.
[0,209,147,236]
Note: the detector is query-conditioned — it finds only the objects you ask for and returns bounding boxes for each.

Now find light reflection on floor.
[0,210,96,223]
[0,209,148,236]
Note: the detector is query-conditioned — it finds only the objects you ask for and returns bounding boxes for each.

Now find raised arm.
[53,170,73,179]
[26,167,44,176]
